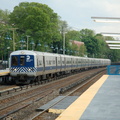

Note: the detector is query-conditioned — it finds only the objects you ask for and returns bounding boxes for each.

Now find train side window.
[20,56,25,66]
[49,60,51,65]
[53,60,55,64]
[39,61,42,65]
[37,59,39,66]
[58,60,60,64]
[12,56,18,66]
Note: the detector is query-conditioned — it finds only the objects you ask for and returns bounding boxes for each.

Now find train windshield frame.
[11,55,26,66]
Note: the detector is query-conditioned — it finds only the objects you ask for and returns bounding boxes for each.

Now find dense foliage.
[0,2,120,62]
[0,9,12,61]
[9,2,61,51]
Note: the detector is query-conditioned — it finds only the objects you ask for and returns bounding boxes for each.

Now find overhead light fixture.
[106,41,120,43]
[109,47,120,49]
[91,17,120,50]
[108,44,120,47]
[91,17,120,23]
[101,32,120,36]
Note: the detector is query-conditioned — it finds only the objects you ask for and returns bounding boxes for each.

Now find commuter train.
[9,50,111,84]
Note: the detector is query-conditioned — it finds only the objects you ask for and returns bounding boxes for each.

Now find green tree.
[95,34,110,58]
[108,49,120,62]
[79,29,120,62]
[0,9,12,60]
[78,44,87,57]
[65,30,80,41]
[9,2,61,51]
[79,29,98,57]
[79,28,95,39]
[65,30,86,56]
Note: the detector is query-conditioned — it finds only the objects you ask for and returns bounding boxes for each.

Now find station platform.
[56,75,120,120]
[0,69,10,76]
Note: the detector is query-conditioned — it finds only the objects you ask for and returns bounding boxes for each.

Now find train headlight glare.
[28,69,31,71]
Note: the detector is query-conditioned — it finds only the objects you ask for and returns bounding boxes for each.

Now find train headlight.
[12,68,17,72]
[28,69,31,71]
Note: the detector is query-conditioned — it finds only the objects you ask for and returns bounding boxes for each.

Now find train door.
[60,56,62,71]
[64,57,66,70]
[43,56,45,71]
[56,57,57,70]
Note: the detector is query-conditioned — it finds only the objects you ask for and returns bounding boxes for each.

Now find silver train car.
[9,50,111,84]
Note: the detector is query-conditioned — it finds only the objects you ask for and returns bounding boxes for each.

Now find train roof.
[10,50,111,62]
[10,50,37,55]
[10,50,61,57]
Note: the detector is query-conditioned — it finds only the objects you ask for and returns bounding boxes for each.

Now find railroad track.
[0,70,87,97]
[0,68,106,120]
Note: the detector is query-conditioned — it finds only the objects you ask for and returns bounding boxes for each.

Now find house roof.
[70,40,84,47]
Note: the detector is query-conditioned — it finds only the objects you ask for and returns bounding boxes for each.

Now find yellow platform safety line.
[55,75,109,120]
[49,109,64,114]
[0,86,20,92]
[0,72,10,76]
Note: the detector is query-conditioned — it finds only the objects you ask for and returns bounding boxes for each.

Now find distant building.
[70,40,84,48]
[69,40,86,56]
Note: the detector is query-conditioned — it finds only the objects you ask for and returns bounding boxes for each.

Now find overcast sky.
[1,0,120,34]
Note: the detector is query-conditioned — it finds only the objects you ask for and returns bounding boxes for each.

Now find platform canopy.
[106,40,120,49]
[102,33,120,49]
[91,17,120,49]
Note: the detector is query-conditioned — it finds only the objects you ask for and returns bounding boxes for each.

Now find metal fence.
[107,65,120,75]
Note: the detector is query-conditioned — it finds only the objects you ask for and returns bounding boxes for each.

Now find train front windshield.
[11,55,25,66]
[11,55,34,67]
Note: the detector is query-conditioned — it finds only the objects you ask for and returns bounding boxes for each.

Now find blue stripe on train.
[37,65,80,71]
[11,64,98,73]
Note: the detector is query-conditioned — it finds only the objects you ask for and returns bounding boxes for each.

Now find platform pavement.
[0,68,10,76]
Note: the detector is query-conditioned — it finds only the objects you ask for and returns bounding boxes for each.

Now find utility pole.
[63,32,65,55]
[9,28,18,51]
[26,35,30,50]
